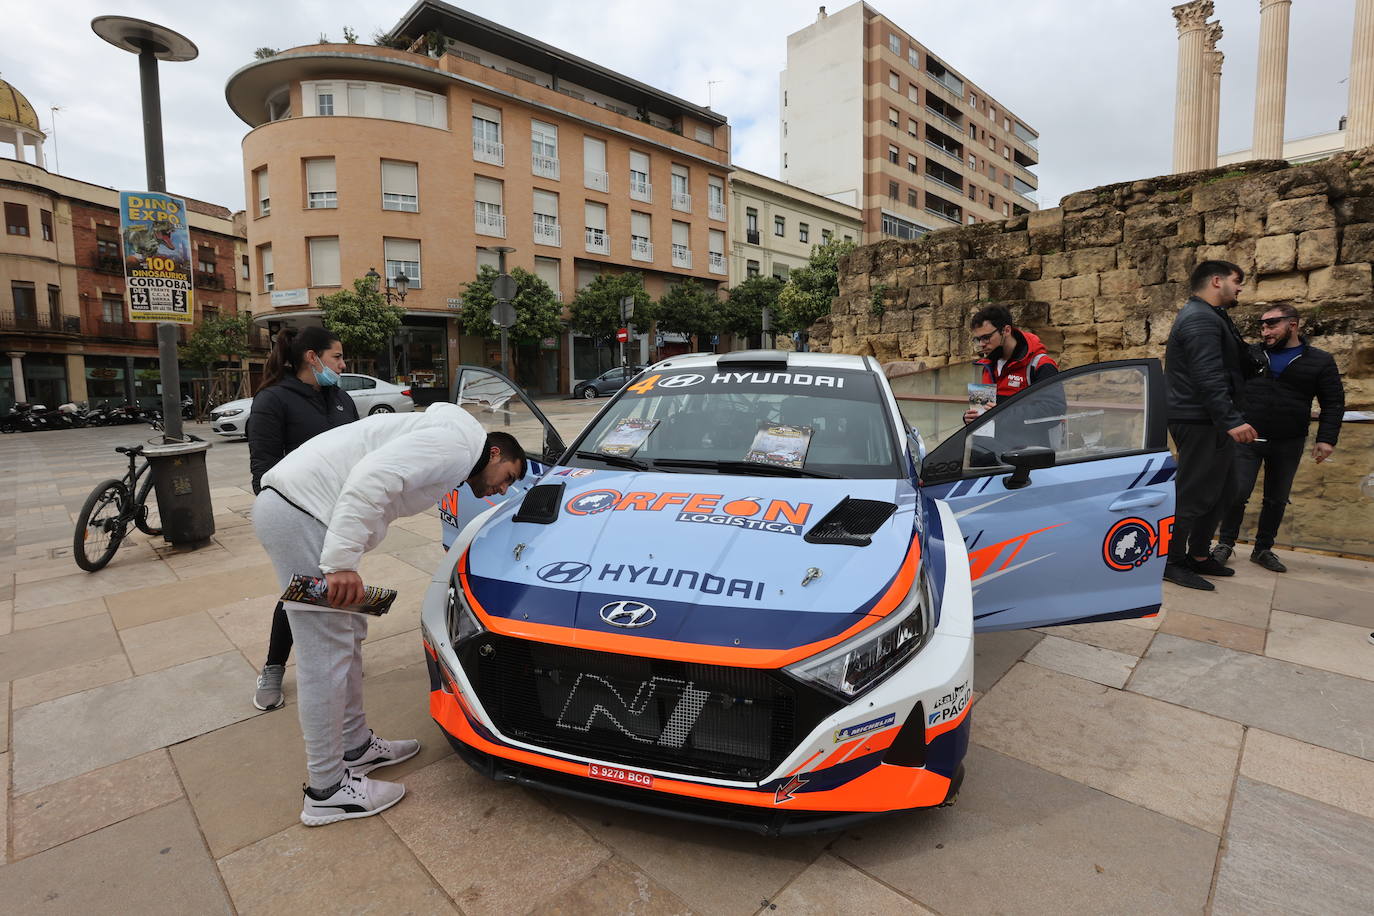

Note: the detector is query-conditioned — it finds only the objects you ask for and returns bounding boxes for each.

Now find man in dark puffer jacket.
[1211,304,1344,573]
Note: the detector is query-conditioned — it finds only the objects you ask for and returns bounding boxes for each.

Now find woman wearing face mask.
[247,326,359,710]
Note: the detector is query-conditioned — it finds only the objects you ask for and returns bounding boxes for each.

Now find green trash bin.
[144,440,216,546]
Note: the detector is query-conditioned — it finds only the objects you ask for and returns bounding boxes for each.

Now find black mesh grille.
[804,497,897,546]
[460,635,840,781]
[513,482,564,524]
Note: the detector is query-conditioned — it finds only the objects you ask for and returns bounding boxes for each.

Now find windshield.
[567,366,902,479]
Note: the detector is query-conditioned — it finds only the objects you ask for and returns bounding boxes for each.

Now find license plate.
[587,763,654,789]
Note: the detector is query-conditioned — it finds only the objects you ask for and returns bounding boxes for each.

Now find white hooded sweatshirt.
[260,402,487,573]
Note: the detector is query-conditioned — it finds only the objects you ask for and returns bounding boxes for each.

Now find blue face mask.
[311,357,340,387]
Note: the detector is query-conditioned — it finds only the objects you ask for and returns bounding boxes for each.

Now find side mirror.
[1000,446,1055,490]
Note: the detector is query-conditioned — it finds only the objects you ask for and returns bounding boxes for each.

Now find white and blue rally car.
[420,351,1175,835]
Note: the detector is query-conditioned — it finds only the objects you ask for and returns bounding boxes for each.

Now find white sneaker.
[343,730,421,776]
[300,770,405,827]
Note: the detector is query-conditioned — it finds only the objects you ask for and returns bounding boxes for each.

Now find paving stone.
[1281,549,1374,593]
[1162,577,1272,628]
[1024,634,1139,688]
[103,563,280,630]
[768,852,933,914]
[119,611,234,676]
[0,800,232,914]
[550,794,828,915]
[0,681,7,754]
[0,751,8,864]
[374,523,435,555]
[973,663,1241,833]
[205,593,278,661]
[0,597,12,636]
[1212,778,1374,916]
[363,630,426,678]
[383,759,610,915]
[1264,610,1373,681]
[972,629,1042,693]
[1129,634,1374,763]
[217,817,455,915]
[392,541,449,575]
[10,651,258,794]
[11,597,109,631]
[10,749,184,859]
[543,858,698,916]
[0,613,123,682]
[831,744,1218,916]
[1271,576,1374,629]
[1032,619,1156,656]
[11,652,133,708]
[1241,729,1374,823]
[1158,609,1267,654]
[12,560,178,613]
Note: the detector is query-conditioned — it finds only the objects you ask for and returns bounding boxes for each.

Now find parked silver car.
[209,374,416,438]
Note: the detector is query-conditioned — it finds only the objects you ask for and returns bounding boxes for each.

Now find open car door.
[919,359,1175,632]
[438,366,567,547]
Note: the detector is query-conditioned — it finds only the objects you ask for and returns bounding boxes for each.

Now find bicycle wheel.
[74,480,130,572]
[134,472,162,537]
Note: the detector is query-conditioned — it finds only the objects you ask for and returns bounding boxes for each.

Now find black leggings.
[264,601,294,667]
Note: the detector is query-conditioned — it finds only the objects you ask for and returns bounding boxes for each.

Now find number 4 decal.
[626,374,660,394]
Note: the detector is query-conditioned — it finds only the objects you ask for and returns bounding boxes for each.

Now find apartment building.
[780,2,1040,242]
[226,2,731,397]
[728,167,862,286]
[1,79,252,411]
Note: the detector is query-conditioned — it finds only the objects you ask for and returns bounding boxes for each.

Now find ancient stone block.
[1175,215,1205,246]
[1064,212,1125,248]
[1137,283,1185,312]
[1255,234,1297,274]
[1027,208,1064,232]
[906,285,941,309]
[1010,255,1043,280]
[1296,228,1337,271]
[933,303,963,330]
[1093,297,1133,324]
[1012,302,1051,326]
[1254,272,1308,301]
[1028,278,1062,300]
[1191,177,1243,213]
[944,282,980,306]
[1124,214,1180,241]
[1266,195,1336,234]
[870,334,902,361]
[1338,224,1374,264]
[923,234,965,262]
[897,332,929,358]
[962,259,1005,281]
[928,261,961,285]
[985,278,1029,301]
[1031,228,1064,255]
[1052,300,1095,326]
[1308,264,1372,301]
[1099,269,1141,297]
[1041,252,1073,278]
[1070,246,1118,274]
[981,232,1031,259]
[1061,190,1100,212]
[1166,247,1199,284]
[1096,321,1126,351]
[1204,211,1236,244]
[1033,325,1065,354]
[1061,274,1100,298]
[880,309,913,334]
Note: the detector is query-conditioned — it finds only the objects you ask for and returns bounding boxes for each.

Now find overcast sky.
[5,0,1358,214]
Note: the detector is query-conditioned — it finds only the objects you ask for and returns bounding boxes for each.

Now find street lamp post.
[478,246,516,427]
[366,266,408,381]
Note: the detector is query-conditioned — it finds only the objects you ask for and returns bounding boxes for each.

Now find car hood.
[213,398,252,415]
[459,470,921,657]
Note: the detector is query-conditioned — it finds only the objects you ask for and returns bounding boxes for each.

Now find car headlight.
[214,408,243,418]
[447,574,486,644]
[785,570,932,700]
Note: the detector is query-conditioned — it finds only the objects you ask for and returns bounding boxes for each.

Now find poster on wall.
[119,191,195,324]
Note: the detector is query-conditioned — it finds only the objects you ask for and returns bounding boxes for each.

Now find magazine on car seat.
[280,574,397,617]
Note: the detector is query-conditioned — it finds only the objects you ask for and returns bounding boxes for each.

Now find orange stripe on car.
[925,702,971,740]
[966,524,1064,580]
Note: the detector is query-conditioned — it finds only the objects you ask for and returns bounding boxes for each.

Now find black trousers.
[1217,436,1306,552]
[1168,422,1236,561]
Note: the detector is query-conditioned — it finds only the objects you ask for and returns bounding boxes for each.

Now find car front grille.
[459,635,840,781]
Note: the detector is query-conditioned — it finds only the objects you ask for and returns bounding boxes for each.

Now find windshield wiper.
[573,450,650,471]
[653,458,839,478]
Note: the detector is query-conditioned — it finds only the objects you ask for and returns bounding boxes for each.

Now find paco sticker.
[833,713,896,743]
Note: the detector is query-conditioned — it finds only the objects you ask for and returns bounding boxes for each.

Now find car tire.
[581,387,597,399]
[370,404,395,415]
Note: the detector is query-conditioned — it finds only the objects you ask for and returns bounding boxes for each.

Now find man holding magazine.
[254,401,526,826]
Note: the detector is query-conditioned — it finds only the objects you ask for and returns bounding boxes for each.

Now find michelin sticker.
[834,713,896,743]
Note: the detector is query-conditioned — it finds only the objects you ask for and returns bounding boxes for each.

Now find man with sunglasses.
[1210,304,1344,572]
[963,304,1059,425]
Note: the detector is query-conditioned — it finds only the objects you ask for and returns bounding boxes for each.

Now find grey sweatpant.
[253,489,369,790]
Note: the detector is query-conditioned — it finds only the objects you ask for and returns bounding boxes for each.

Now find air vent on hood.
[513,482,565,524]
[803,497,897,546]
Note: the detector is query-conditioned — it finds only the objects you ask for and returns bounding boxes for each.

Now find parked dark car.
[573,366,645,399]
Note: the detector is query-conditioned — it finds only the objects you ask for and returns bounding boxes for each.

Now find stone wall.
[819,151,1374,556]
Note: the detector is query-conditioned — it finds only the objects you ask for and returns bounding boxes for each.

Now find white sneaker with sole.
[300,770,405,827]
[343,731,421,776]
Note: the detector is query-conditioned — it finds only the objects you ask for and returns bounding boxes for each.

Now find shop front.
[377,316,449,406]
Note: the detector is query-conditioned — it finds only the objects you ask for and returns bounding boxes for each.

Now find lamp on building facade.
[365,266,409,304]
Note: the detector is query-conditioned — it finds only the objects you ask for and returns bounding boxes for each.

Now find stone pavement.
[2,411,1374,914]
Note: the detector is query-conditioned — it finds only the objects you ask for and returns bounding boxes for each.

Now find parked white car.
[209,374,415,439]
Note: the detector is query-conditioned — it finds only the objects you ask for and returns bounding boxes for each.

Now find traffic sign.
[492,274,517,300]
[616,327,629,342]
[492,301,517,328]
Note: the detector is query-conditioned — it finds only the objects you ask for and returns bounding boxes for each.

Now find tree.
[567,272,655,341]
[775,237,858,334]
[655,279,719,344]
[252,47,278,59]
[317,277,405,358]
[459,265,563,343]
[719,275,783,340]
[178,313,254,372]
[342,26,359,44]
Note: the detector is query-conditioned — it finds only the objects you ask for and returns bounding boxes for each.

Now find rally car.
[419,352,1175,835]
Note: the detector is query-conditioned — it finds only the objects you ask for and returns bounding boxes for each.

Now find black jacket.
[1241,338,1344,445]
[248,377,359,492]
[1165,296,1257,429]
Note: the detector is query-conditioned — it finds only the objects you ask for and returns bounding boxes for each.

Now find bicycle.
[73,443,164,571]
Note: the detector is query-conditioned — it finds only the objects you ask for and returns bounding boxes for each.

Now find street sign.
[270,288,309,307]
[119,191,194,323]
[492,274,518,300]
[619,295,635,320]
[492,301,517,328]
[446,297,463,310]
[616,327,629,343]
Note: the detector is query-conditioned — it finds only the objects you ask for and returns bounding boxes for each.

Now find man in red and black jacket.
[962,304,1059,425]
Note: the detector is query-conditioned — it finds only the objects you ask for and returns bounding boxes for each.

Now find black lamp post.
[365,266,409,304]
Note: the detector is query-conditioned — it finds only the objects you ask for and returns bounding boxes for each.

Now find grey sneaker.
[253,664,286,711]
[301,771,405,827]
[1250,549,1287,573]
[1210,543,1234,566]
[343,730,421,776]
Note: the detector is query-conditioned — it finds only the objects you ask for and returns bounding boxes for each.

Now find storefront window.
[132,358,162,409]
[22,354,69,407]
[85,356,129,407]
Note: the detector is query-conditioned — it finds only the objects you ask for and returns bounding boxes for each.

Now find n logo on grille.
[556,674,709,749]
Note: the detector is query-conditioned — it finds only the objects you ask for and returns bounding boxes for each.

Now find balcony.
[96,320,143,341]
[745,228,760,245]
[708,252,726,274]
[0,311,81,335]
[473,137,504,166]
[94,253,123,274]
[671,191,691,213]
[630,178,652,203]
[585,169,609,192]
[195,271,224,291]
[671,244,692,269]
[709,200,726,221]
[927,174,964,195]
[630,237,653,262]
[584,227,610,255]
[925,140,963,165]
[532,153,560,179]
[925,104,963,133]
[924,190,963,224]
[533,220,562,247]
[474,208,507,237]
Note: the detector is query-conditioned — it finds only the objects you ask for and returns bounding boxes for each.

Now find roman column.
[1348,0,1374,149]
[1173,1,1214,172]
[1253,0,1292,159]
[7,352,27,404]
[1203,21,1224,168]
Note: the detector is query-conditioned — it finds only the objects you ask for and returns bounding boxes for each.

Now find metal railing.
[925,206,961,224]
[746,228,760,244]
[708,252,726,274]
[474,208,507,237]
[671,191,692,212]
[0,311,81,334]
[630,237,653,261]
[95,320,144,341]
[927,174,964,195]
[925,105,963,133]
[671,245,692,269]
[532,153,560,179]
[473,137,504,166]
[584,228,610,254]
[630,178,652,202]
[585,169,609,192]
[925,141,963,165]
[709,200,726,221]
[533,220,562,246]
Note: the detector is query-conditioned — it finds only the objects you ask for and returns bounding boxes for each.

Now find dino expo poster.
[119,191,194,323]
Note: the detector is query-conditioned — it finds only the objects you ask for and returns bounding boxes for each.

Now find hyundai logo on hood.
[537,561,592,584]
[599,600,656,628]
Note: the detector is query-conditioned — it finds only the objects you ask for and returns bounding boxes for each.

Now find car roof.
[646,350,875,374]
